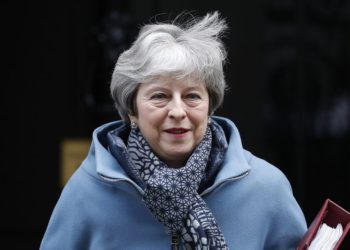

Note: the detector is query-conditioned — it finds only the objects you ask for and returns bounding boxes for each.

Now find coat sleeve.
[262,166,308,250]
[40,168,94,250]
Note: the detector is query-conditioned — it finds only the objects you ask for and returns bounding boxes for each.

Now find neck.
[162,158,186,169]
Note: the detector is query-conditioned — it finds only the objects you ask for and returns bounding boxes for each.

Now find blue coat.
[41,117,307,249]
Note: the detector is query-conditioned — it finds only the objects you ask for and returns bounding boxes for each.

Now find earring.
[208,117,212,124]
[130,121,138,129]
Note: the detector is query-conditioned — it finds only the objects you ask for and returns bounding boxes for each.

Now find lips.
[164,128,189,134]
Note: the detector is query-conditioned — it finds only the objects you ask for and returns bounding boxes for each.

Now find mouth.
[164,128,190,134]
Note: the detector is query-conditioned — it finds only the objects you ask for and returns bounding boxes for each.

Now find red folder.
[297,199,350,250]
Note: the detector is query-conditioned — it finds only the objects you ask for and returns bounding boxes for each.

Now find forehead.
[141,76,206,91]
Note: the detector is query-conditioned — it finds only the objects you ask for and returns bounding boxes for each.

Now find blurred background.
[3,0,349,249]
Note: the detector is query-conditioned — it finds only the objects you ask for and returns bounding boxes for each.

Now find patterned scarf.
[127,125,228,249]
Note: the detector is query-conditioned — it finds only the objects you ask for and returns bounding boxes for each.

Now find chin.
[168,147,192,156]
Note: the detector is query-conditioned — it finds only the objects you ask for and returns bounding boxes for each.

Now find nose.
[168,96,186,120]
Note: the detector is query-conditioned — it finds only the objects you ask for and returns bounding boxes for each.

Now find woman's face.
[129,77,210,168]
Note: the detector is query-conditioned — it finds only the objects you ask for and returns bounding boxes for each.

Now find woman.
[41,12,307,249]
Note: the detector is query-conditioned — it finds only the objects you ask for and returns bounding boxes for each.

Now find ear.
[128,114,138,124]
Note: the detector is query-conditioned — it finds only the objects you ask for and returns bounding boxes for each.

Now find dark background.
[3,0,349,249]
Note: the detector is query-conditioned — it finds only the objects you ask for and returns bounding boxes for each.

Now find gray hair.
[110,11,228,122]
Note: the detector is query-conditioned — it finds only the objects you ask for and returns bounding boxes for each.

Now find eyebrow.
[184,86,204,92]
[144,83,205,92]
[143,85,168,95]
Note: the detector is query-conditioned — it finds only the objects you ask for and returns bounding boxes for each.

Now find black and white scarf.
[127,125,228,249]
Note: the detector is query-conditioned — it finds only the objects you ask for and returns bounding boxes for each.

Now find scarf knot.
[126,123,229,249]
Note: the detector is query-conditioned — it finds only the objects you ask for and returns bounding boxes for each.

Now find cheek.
[136,103,165,130]
[190,107,209,136]
[191,104,209,122]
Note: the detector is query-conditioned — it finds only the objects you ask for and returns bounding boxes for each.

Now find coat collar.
[201,117,251,195]
[85,116,251,195]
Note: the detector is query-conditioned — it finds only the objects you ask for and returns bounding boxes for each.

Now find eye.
[185,93,201,100]
[150,93,167,100]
